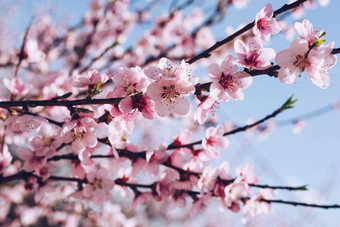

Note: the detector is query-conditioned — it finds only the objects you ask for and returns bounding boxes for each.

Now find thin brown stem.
[13,18,34,78]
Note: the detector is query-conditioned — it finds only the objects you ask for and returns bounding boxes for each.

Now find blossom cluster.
[0,0,338,226]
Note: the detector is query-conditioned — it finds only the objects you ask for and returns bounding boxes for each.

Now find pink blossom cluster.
[0,0,338,226]
[276,20,337,88]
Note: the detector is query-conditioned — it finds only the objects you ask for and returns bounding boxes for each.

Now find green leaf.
[76,108,93,113]
[296,185,308,191]
[91,81,102,96]
[60,92,72,99]
[319,31,326,39]
[281,95,297,111]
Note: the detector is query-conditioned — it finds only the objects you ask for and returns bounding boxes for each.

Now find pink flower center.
[206,137,216,146]
[257,18,270,30]
[161,84,180,102]
[73,122,87,139]
[244,50,261,67]
[219,73,235,89]
[92,178,103,190]
[30,155,45,164]
[131,95,147,112]
[124,83,137,95]
[293,55,309,71]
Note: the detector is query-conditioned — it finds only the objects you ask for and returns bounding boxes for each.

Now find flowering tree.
[0,0,339,225]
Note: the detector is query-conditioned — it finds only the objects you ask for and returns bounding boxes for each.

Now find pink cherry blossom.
[235,163,260,184]
[24,39,46,63]
[307,41,337,89]
[231,0,250,9]
[145,144,169,176]
[253,4,281,42]
[241,188,277,223]
[170,130,195,169]
[194,96,219,124]
[198,162,232,194]
[223,182,251,212]
[293,119,306,134]
[275,39,309,84]
[131,192,153,210]
[190,194,212,217]
[0,145,12,174]
[82,168,114,205]
[155,170,180,200]
[3,77,31,97]
[146,144,169,164]
[5,115,47,133]
[119,93,156,120]
[73,69,109,88]
[111,66,147,97]
[144,57,193,83]
[172,129,192,146]
[208,55,253,102]
[170,147,193,169]
[318,0,330,7]
[108,120,128,149]
[295,19,321,46]
[182,149,212,172]
[146,78,195,117]
[234,38,276,70]
[202,124,229,158]
[17,147,47,172]
[258,119,277,141]
[276,38,337,89]
[60,117,98,153]
[197,165,218,192]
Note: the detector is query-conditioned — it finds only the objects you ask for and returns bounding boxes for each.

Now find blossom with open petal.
[241,189,277,223]
[202,124,229,158]
[253,4,281,42]
[0,145,11,174]
[194,96,219,124]
[144,57,194,83]
[119,94,156,120]
[307,41,337,89]
[275,38,337,89]
[73,69,109,88]
[83,168,114,205]
[234,38,275,70]
[60,117,98,153]
[208,55,253,102]
[111,66,147,97]
[5,115,47,133]
[295,19,321,46]
[17,147,47,172]
[146,78,195,117]
[3,77,31,97]
[275,39,309,84]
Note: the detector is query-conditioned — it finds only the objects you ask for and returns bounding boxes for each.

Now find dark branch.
[186,0,309,64]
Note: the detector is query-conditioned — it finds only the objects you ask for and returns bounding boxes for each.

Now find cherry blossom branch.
[13,18,33,78]
[168,96,296,149]
[331,47,340,55]
[70,19,100,74]
[94,0,200,71]
[277,101,338,127]
[249,184,308,191]
[0,97,122,109]
[2,171,339,210]
[142,1,225,66]
[0,170,308,193]
[80,0,197,73]
[259,199,340,209]
[186,0,309,64]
